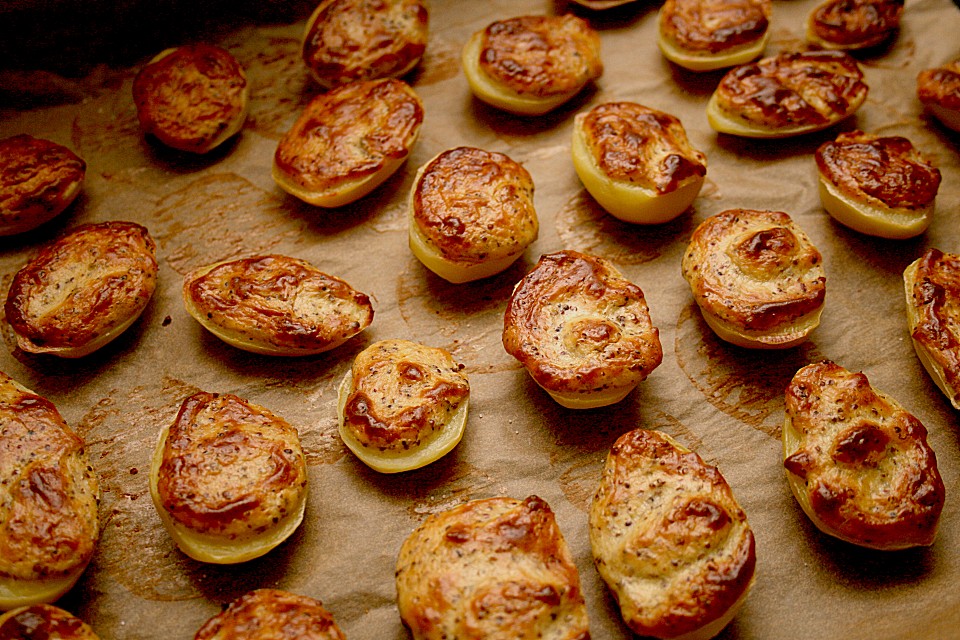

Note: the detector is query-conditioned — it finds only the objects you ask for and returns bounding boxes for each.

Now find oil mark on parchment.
[555,190,692,265]
[151,173,303,275]
[395,258,526,375]
[410,35,461,87]
[240,35,318,140]
[674,303,823,439]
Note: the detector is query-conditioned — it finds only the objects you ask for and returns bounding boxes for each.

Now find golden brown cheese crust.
[0,373,99,582]
[713,50,867,130]
[0,135,85,235]
[808,0,903,48]
[156,392,307,539]
[412,147,538,265]
[784,362,944,548]
[502,250,663,396]
[274,78,423,193]
[659,0,770,54]
[194,589,345,640]
[477,15,602,98]
[183,255,374,354]
[816,131,941,210]
[907,248,960,406]
[4,221,157,355]
[590,429,755,639]
[132,45,247,153]
[343,339,469,451]
[578,102,707,194]
[0,604,99,640]
[682,209,825,333]
[302,0,428,88]
[396,496,590,640]
[917,60,960,112]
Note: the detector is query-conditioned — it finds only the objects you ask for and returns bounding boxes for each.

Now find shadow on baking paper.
[674,303,826,440]
[556,189,695,265]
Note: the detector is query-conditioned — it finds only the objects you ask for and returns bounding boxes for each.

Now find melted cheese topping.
[337,339,469,473]
[396,496,589,640]
[150,392,307,564]
[462,15,602,115]
[273,78,423,206]
[4,221,157,358]
[658,0,770,71]
[0,135,85,236]
[783,361,944,550]
[707,50,868,137]
[502,250,663,408]
[195,589,345,640]
[409,147,538,282]
[904,248,960,410]
[183,254,374,356]
[0,373,99,610]
[815,130,940,239]
[0,604,99,640]
[917,60,960,132]
[590,429,755,640]
[681,209,826,348]
[132,45,248,154]
[807,0,903,49]
[302,0,428,89]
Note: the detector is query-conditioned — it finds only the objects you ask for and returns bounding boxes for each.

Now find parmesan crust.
[815,130,940,239]
[462,15,602,115]
[132,45,248,154]
[0,373,99,610]
[0,604,100,639]
[707,50,868,137]
[150,392,308,564]
[395,496,590,640]
[681,209,826,349]
[409,147,538,283]
[301,0,428,89]
[590,429,756,640]
[806,0,904,50]
[4,221,158,358]
[0,135,85,236]
[658,0,770,71]
[503,250,663,408]
[337,339,469,473]
[783,362,945,550]
[917,60,960,132]
[194,589,345,640]
[273,78,423,206]
[904,248,960,410]
[183,254,374,356]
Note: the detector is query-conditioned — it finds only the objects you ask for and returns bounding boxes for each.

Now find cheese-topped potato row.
[0,373,99,611]
[132,44,248,154]
[409,146,538,283]
[396,496,590,640]
[572,101,706,224]
[273,78,423,207]
[682,209,826,349]
[590,429,756,640]
[337,339,469,474]
[503,250,663,409]
[150,392,308,564]
[658,0,770,72]
[183,254,374,356]
[815,130,940,239]
[707,50,868,138]
[462,15,603,116]
[4,221,157,359]
[784,361,945,550]
[0,134,85,236]
[302,0,428,89]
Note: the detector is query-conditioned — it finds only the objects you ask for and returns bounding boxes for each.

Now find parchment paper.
[1,0,959,638]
